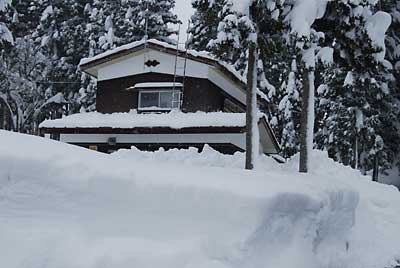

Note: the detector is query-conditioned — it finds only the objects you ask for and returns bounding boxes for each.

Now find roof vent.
[145,59,160,67]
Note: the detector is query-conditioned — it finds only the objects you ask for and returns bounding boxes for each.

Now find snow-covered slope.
[0,130,399,268]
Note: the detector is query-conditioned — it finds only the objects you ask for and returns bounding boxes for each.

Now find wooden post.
[246,43,257,170]
[354,132,359,170]
[299,68,310,173]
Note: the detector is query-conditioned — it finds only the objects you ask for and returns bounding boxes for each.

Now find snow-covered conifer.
[188,0,225,51]
[314,0,398,174]
[0,0,12,45]
[278,59,301,159]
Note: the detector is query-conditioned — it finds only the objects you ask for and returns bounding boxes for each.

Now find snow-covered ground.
[1,130,400,268]
[380,166,400,189]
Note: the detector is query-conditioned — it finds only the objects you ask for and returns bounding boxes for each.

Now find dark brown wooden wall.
[96,73,244,113]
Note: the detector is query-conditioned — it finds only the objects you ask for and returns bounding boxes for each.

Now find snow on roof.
[78,39,215,67]
[131,82,183,89]
[79,39,146,66]
[39,111,247,129]
[79,38,247,84]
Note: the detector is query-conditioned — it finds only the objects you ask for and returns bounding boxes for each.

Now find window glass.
[139,90,181,110]
[172,101,180,109]
[140,92,159,108]
[172,91,181,108]
[173,92,180,102]
[160,91,173,108]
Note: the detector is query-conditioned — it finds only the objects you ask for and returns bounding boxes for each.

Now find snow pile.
[113,144,279,170]
[1,130,400,268]
[380,166,400,188]
[39,110,247,129]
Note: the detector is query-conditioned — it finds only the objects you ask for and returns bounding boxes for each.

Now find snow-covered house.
[40,39,279,154]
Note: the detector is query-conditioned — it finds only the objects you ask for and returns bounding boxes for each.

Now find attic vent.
[145,59,160,67]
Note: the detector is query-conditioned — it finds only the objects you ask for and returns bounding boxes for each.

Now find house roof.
[79,39,247,88]
[39,111,280,153]
[40,111,247,129]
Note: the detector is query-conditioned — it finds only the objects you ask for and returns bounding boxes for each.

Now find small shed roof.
[132,82,183,89]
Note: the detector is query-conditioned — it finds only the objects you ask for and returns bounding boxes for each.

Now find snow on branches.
[0,0,12,44]
[0,0,11,11]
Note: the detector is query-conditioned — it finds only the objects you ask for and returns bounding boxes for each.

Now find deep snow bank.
[0,130,399,268]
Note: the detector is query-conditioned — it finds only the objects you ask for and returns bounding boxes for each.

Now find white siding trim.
[59,133,246,150]
[97,50,209,81]
[208,67,246,105]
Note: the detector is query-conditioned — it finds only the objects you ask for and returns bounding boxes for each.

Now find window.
[139,90,181,110]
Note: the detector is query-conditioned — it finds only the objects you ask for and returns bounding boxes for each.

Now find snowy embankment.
[0,130,400,268]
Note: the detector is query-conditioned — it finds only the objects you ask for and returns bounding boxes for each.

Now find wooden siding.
[96,72,244,113]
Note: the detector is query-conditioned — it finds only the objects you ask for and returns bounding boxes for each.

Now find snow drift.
[0,130,399,268]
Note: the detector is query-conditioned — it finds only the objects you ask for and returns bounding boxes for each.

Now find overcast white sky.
[173,0,195,41]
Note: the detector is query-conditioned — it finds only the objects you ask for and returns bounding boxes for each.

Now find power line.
[36,81,81,84]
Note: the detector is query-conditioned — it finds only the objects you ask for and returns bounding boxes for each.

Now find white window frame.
[138,89,182,111]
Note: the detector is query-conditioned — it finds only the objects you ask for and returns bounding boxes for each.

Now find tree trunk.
[354,133,359,169]
[372,154,379,182]
[299,68,312,173]
[246,44,258,170]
